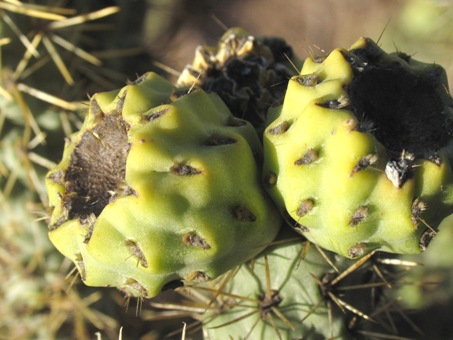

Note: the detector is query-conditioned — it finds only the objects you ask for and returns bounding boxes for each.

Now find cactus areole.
[264,37,453,258]
[46,72,281,298]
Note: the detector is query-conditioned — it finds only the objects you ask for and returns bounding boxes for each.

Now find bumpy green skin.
[46,72,281,298]
[177,27,299,131]
[264,37,453,258]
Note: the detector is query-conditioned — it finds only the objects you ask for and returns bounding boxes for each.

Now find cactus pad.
[151,232,403,339]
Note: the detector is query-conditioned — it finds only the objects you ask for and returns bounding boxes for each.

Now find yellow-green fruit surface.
[264,38,453,258]
[46,72,281,298]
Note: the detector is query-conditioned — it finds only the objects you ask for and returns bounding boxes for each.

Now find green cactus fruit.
[177,27,300,131]
[263,37,453,258]
[46,72,282,298]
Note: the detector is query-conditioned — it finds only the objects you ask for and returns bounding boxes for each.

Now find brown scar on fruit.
[203,133,237,146]
[170,162,202,176]
[295,148,318,165]
[348,243,370,259]
[295,73,319,86]
[264,172,277,188]
[349,206,369,226]
[125,240,148,268]
[123,278,148,297]
[268,121,290,134]
[183,232,211,249]
[411,198,427,228]
[350,154,378,176]
[144,107,169,121]
[186,271,211,282]
[75,253,86,281]
[233,204,256,222]
[317,95,350,109]
[296,199,314,217]
[419,229,437,251]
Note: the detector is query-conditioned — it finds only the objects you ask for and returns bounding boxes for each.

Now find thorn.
[376,17,392,45]
[284,52,301,75]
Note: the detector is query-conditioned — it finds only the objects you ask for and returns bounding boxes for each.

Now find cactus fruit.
[177,27,299,131]
[45,72,282,298]
[263,37,453,258]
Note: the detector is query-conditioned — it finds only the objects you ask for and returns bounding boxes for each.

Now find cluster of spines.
[148,236,418,339]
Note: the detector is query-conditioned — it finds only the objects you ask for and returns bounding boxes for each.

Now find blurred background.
[1,0,452,339]
[144,0,453,84]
